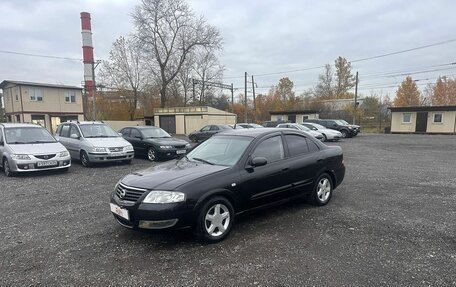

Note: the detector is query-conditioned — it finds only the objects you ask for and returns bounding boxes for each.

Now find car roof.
[218,127,288,138]
[123,126,160,129]
[0,123,43,128]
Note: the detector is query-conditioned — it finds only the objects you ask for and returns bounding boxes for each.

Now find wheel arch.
[193,189,237,216]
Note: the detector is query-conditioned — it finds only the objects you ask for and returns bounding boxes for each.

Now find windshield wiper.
[29,140,56,143]
[7,141,27,144]
[192,157,214,165]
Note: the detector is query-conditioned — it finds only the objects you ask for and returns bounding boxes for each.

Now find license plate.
[110,203,130,220]
[37,160,58,167]
[176,150,186,154]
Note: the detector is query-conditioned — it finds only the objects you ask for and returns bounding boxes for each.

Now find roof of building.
[388,105,456,112]
[269,110,319,115]
[0,80,82,90]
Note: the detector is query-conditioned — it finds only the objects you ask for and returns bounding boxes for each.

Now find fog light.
[29,164,34,169]
[138,219,178,229]
[23,165,29,170]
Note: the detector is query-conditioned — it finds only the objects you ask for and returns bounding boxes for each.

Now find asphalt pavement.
[0,134,455,286]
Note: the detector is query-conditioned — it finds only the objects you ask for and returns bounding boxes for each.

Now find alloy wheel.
[317,177,331,202]
[3,159,12,177]
[204,203,231,237]
[147,148,156,161]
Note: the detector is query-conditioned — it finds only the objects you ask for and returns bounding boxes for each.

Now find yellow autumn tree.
[393,76,421,107]
[432,77,456,105]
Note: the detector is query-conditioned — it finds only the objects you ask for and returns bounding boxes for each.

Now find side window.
[306,138,320,153]
[251,135,284,163]
[70,125,80,137]
[121,128,131,137]
[56,125,62,135]
[60,125,71,138]
[131,129,141,138]
[285,134,309,156]
[210,125,220,131]
[201,126,211,132]
[0,128,3,143]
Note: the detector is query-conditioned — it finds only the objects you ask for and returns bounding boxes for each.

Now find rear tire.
[310,173,333,206]
[195,196,234,243]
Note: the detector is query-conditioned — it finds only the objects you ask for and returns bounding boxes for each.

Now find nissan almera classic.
[110,128,345,242]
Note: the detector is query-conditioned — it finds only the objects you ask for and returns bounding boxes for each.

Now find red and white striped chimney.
[80,12,94,98]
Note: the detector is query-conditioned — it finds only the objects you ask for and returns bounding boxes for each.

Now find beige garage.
[153,106,237,135]
[389,105,456,134]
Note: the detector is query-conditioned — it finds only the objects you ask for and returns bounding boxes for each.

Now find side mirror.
[118,132,123,136]
[70,133,80,139]
[251,157,267,167]
[135,135,142,139]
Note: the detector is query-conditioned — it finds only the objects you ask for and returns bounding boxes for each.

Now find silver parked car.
[301,122,342,142]
[55,121,134,167]
[0,123,71,177]
[276,123,324,141]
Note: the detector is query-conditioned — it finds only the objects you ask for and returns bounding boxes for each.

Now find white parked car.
[276,123,324,141]
[301,122,342,142]
[0,123,71,176]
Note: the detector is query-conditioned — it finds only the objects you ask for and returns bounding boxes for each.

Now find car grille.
[174,144,186,149]
[109,147,123,152]
[34,154,56,160]
[115,183,148,203]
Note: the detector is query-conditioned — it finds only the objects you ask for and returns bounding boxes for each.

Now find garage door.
[160,115,176,134]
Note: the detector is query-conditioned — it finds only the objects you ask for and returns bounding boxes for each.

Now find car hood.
[320,128,341,135]
[8,142,67,154]
[308,130,323,137]
[85,137,130,148]
[145,137,188,145]
[121,160,229,190]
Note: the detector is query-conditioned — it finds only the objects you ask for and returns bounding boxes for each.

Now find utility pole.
[244,72,248,122]
[353,71,359,125]
[192,79,195,103]
[251,75,256,122]
[231,83,234,113]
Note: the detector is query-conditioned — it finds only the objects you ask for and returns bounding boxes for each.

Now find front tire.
[3,158,14,177]
[147,147,157,162]
[322,133,327,142]
[340,130,349,138]
[195,196,234,243]
[80,151,91,167]
[310,173,333,206]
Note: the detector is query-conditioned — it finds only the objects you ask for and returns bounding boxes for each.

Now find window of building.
[31,115,46,127]
[433,113,443,123]
[302,115,309,121]
[64,90,76,103]
[15,115,21,123]
[7,115,12,122]
[251,135,284,163]
[15,88,19,101]
[402,113,412,123]
[29,88,43,101]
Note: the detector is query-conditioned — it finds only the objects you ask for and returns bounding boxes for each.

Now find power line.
[0,49,82,62]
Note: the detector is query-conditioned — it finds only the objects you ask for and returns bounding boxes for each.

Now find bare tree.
[133,0,222,108]
[100,36,148,120]
[193,47,225,104]
[315,64,334,99]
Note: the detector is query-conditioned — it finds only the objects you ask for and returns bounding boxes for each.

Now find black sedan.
[188,124,232,142]
[119,126,191,161]
[110,128,345,242]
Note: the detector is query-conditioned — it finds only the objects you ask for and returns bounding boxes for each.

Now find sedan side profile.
[120,126,191,161]
[110,128,345,243]
[188,124,232,143]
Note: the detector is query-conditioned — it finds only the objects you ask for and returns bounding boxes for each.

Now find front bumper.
[157,148,192,159]
[88,151,134,162]
[110,192,194,230]
[10,156,71,172]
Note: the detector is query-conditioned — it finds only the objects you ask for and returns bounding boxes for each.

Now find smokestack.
[80,12,94,99]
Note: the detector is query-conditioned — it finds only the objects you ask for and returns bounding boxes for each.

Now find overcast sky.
[1,0,456,99]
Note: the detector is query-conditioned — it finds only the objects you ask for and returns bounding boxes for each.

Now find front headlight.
[11,154,31,160]
[92,147,107,153]
[124,145,134,152]
[159,145,173,149]
[143,191,186,204]
[185,143,191,148]
[348,126,353,129]
[59,151,69,157]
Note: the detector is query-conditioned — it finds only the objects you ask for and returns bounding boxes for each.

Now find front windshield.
[311,123,326,130]
[5,127,56,144]
[79,124,119,138]
[141,128,171,138]
[185,136,252,166]
[336,120,348,125]
[295,125,310,131]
